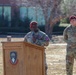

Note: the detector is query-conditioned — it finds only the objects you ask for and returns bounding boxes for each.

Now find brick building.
[0,0,45,33]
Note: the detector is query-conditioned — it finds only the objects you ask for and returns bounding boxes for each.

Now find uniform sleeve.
[24,35,27,42]
[43,34,50,46]
[35,34,50,46]
[63,28,68,42]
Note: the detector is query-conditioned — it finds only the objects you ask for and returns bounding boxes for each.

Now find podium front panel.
[24,45,43,75]
[2,42,45,75]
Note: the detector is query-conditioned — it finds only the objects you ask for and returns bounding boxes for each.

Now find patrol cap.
[30,21,38,28]
[69,15,76,21]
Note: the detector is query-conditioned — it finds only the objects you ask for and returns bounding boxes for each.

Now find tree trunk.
[45,21,54,39]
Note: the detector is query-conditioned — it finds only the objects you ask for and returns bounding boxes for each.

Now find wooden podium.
[2,42,45,75]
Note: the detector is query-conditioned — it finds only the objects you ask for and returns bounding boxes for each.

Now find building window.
[20,7,28,21]
[0,7,2,27]
[28,7,36,21]
[0,6,11,27]
[0,7,2,16]
[36,7,45,25]
[19,7,45,26]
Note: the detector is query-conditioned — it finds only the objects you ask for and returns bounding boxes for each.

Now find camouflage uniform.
[24,30,50,46]
[63,25,76,75]
[24,30,50,75]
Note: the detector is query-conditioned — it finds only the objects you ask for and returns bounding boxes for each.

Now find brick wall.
[0,0,10,5]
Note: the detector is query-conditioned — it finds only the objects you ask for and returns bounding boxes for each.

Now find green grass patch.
[59,23,70,27]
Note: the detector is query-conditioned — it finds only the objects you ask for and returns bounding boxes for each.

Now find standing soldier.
[24,21,50,75]
[63,15,76,75]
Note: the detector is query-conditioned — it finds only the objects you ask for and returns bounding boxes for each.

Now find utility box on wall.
[2,42,45,75]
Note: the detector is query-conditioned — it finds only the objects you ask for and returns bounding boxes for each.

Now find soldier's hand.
[33,38,36,43]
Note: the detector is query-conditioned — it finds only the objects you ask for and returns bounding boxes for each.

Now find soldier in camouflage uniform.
[24,21,50,75]
[63,15,76,75]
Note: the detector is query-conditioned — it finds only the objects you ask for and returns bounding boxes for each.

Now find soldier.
[24,21,50,75]
[63,15,76,75]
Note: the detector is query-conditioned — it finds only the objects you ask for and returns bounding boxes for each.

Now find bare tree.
[31,0,76,38]
[10,0,76,38]
[61,0,76,16]
[36,0,63,38]
[25,0,63,38]
[9,0,63,38]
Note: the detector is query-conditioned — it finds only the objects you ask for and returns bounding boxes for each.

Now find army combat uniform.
[24,30,50,46]
[63,25,76,75]
[24,30,50,75]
